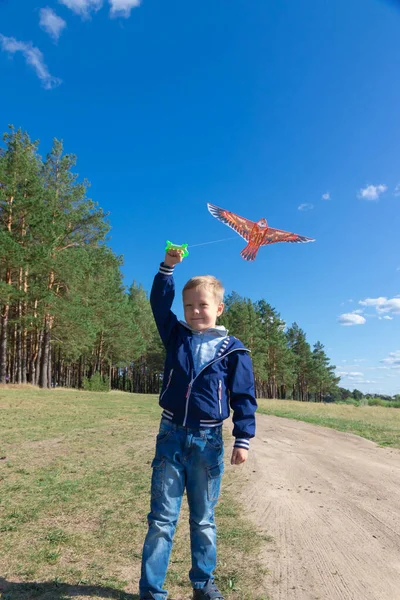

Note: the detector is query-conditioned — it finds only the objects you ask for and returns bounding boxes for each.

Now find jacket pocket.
[160,368,173,403]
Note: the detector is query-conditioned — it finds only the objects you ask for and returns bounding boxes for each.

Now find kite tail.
[240,243,259,261]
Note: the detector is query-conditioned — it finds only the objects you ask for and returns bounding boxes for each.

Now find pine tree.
[286,322,313,401]
[255,300,295,398]
[0,127,41,383]
[36,139,109,387]
[309,341,340,401]
[128,282,164,392]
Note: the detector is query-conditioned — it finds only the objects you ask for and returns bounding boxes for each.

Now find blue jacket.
[151,263,257,449]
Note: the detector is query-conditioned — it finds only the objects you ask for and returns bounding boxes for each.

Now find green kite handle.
[165,240,189,258]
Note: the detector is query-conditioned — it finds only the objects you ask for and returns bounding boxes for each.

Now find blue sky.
[1,0,400,394]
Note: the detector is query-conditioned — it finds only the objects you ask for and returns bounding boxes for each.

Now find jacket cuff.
[159,263,175,276]
[234,438,250,450]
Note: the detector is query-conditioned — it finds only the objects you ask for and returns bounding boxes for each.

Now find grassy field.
[257,398,400,448]
[0,388,269,600]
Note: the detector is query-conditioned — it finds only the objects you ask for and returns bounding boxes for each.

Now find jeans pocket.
[207,460,224,502]
[156,418,174,443]
[204,429,223,450]
[151,457,165,500]
[157,429,172,443]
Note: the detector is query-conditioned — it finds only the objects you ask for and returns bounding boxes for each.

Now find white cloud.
[322,192,330,200]
[338,371,378,385]
[360,296,400,315]
[338,312,366,326]
[381,350,400,367]
[58,0,141,18]
[359,297,386,308]
[109,0,141,17]
[40,8,67,42]
[380,315,393,320]
[0,34,61,89]
[358,184,387,201]
[394,184,400,197]
[337,371,364,378]
[298,203,314,211]
[59,0,103,18]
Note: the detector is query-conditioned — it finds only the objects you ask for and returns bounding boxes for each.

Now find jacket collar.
[179,320,229,337]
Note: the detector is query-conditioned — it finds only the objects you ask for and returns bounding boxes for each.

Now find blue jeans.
[139,418,224,600]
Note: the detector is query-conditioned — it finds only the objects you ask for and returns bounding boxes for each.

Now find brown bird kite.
[207,203,315,261]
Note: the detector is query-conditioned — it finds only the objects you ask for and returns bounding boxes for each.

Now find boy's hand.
[164,249,184,267]
[231,447,248,465]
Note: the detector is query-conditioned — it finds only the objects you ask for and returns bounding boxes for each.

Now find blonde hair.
[182,275,225,303]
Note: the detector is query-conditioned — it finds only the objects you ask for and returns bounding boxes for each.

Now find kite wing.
[207,203,254,242]
[262,227,315,245]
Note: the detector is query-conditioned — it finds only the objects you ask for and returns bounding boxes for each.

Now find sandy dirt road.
[236,414,400,600]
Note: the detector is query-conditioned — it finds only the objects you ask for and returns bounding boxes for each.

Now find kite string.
[189,236,238,248]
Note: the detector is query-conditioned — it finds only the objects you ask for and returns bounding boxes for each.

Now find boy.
[139,249,257,600]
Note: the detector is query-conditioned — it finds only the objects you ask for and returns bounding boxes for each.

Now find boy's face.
[183,286,224,332]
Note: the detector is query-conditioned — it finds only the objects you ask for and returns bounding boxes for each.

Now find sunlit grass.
[0,388,269,600]
[257,398,400,448]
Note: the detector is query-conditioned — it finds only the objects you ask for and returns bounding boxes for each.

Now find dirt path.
[236,414,400,600]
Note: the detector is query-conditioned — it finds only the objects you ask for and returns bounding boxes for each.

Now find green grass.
[257,398,400,448]
[0,387,269,600]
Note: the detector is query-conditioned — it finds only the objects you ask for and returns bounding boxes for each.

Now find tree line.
[333,388,400,403]
[0,126,339,400]
[218,294,339,401]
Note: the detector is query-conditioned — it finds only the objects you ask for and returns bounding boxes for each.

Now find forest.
[0,126,341,400]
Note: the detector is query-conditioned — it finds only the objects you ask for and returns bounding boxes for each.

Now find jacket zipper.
[218,380,222,416]
[182,348,249,426]
[160,368,173,402]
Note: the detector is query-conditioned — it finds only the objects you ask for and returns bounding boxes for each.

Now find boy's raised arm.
[150,250,183,348]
